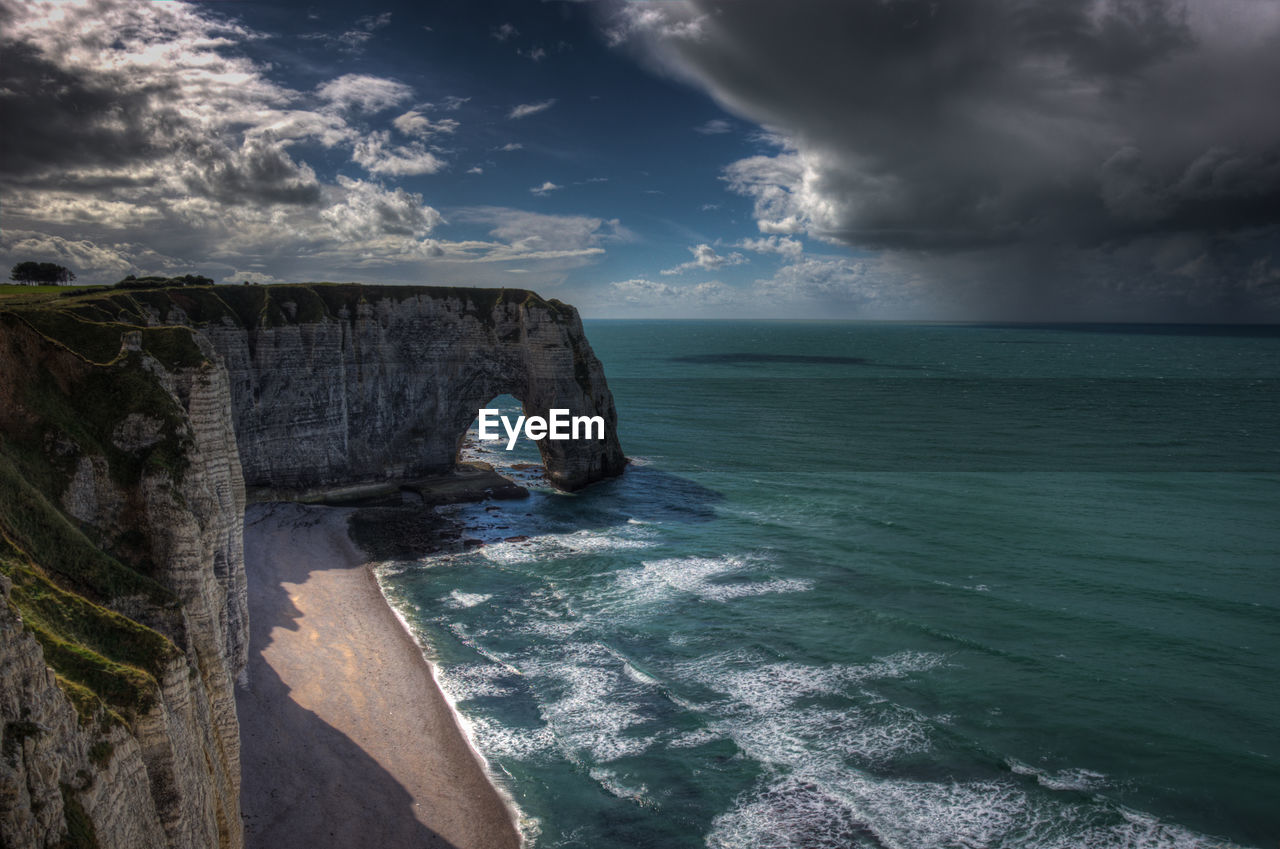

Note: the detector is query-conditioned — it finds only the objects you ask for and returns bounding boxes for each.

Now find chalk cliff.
[0,284,624,848]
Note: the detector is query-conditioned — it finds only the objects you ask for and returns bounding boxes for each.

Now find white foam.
[433,663,518,701]
[666,727,724,749]
[588,767,650,803]
[708,743,1242,849]
[1008,759,1109,793]
[676,650,946,715]
[466,713,556,761]
[617,554,814,604]
[445,590,493,608]
[708,770,1036,849]
[521,641,659,763]
[480,527,655,565]
[623,661,660,686]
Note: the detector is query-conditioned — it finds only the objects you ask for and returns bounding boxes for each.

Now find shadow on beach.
[237,504,485,849]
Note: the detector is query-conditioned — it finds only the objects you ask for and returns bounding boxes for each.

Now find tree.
[10,261,75,285]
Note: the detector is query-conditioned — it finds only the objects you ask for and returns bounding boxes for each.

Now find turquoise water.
[376,322,1280,848]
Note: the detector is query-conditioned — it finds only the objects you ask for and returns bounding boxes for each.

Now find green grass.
[11,282,573,332]
[0,454,173,605]
[55,676,114,728]
[0,284,103,302]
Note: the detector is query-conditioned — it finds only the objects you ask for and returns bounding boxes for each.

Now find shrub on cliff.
[114,273,214,289]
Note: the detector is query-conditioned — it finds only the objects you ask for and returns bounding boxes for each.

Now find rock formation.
[0,284,624,848]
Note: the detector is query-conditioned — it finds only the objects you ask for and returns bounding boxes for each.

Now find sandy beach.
[236,502,521,849]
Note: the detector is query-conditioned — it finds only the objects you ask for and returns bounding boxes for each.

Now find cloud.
[611,0,1280,319]
[317,74,414,113]
[755,256,904,307]
[467,166,484,175]
[530,181,562,195]
[320,176,443,240]
[392,111,460,138]
[300,11,392,54]
[0,0,567,286]
[519,46,548,62]
[739,235,804,260]
[339,12,392,52]
[497,143,524,152]
[1,229,137,277]
[351,131,447,176]
[508,99,557,120]
[492,22,519,42]
[443,207,631,265]
[695,119,732,135]
[182,137,323,205]
[660,243,747,275]
[611,278,736,305]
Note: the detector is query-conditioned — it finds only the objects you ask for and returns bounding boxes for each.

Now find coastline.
[236,502,521,849]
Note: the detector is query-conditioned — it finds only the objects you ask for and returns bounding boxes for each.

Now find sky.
[2,0,1279,321]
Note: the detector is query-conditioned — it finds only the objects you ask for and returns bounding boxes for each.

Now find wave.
[616,553,814,604]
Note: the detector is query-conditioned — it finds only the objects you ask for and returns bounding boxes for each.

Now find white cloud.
[519,47,548,62]
[467,166,484,175]
[1,230,137,277]
[392,111,460,138]
[497,143,524,152]
[508,100,556,120]
[739,235,804,260]
[660,243,747,275]
[530,181,562,195]
[319,176,444,241]
[611,278,736,305]
[222,269,288,284]
[316,74,414,114]
[446,207,630,264]
[351,132,447,176]
[604,4,708,47]
[492,22,519,42]
[245,110,353,148]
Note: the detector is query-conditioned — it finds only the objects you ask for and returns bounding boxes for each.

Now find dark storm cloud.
[618,0,1280,249]
[0,41,174,177]
[607,0,1280,317]
[0,29,320,207]
[181,138,323,206]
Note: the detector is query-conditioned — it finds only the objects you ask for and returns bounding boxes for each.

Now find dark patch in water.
[671,352,871,365]
[669,353,923,369]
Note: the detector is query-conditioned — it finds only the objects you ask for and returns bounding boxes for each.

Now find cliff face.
[0,284,623,848]
[0,315,246,849]
[190,286,625,494]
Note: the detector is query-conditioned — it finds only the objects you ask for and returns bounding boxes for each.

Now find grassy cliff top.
[1,283,575,368]
[5,282,573,325]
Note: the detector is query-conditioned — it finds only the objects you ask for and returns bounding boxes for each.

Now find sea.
[373,321,1280,849]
